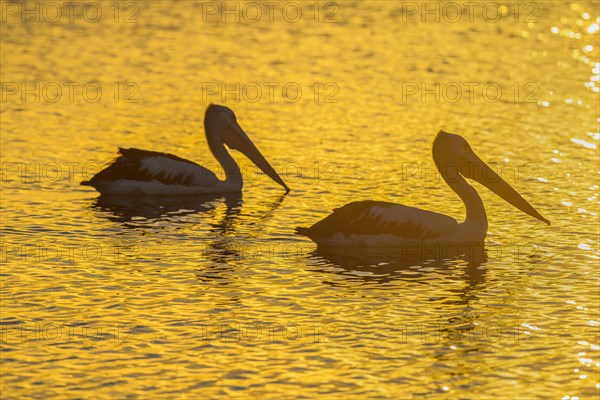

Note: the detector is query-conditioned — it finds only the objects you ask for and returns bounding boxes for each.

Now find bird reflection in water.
[308,242,490,347]
[91,193,287,284]
[194,193,289,285]
[92,193,243,228]
[195,193,244,285]
[309,241,488,285]
[91,194,240,289]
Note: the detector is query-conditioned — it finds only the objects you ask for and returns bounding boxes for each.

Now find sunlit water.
[1,1,599,398]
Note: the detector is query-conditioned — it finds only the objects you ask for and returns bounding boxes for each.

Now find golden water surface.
[1,1,599,398]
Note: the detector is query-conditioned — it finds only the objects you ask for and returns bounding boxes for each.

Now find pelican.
[81,104,289,195]
[296,131,550,247]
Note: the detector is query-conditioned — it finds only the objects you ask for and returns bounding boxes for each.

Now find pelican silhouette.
[296,131,549,246]
[81,104,289,195]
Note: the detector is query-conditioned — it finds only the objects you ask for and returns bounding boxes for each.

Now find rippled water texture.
[1,1,599,398]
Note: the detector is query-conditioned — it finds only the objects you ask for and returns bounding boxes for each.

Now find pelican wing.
[297,200,458,242]
[82,148,220,187]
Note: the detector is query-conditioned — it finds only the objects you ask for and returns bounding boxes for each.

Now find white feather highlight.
[140,156,219,186]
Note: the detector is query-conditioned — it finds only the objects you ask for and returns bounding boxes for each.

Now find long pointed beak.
[224,122,290,193]
[463,154,550,225]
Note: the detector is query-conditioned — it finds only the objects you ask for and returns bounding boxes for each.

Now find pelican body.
[81,105,289,195]
[297,131,549,247]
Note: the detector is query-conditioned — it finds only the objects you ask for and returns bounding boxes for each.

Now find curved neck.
[206,127,241,185]
[437,162,487,232]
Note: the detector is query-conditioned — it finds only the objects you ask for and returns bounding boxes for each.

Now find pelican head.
[433,131,550,225]
[205,104,290,192]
